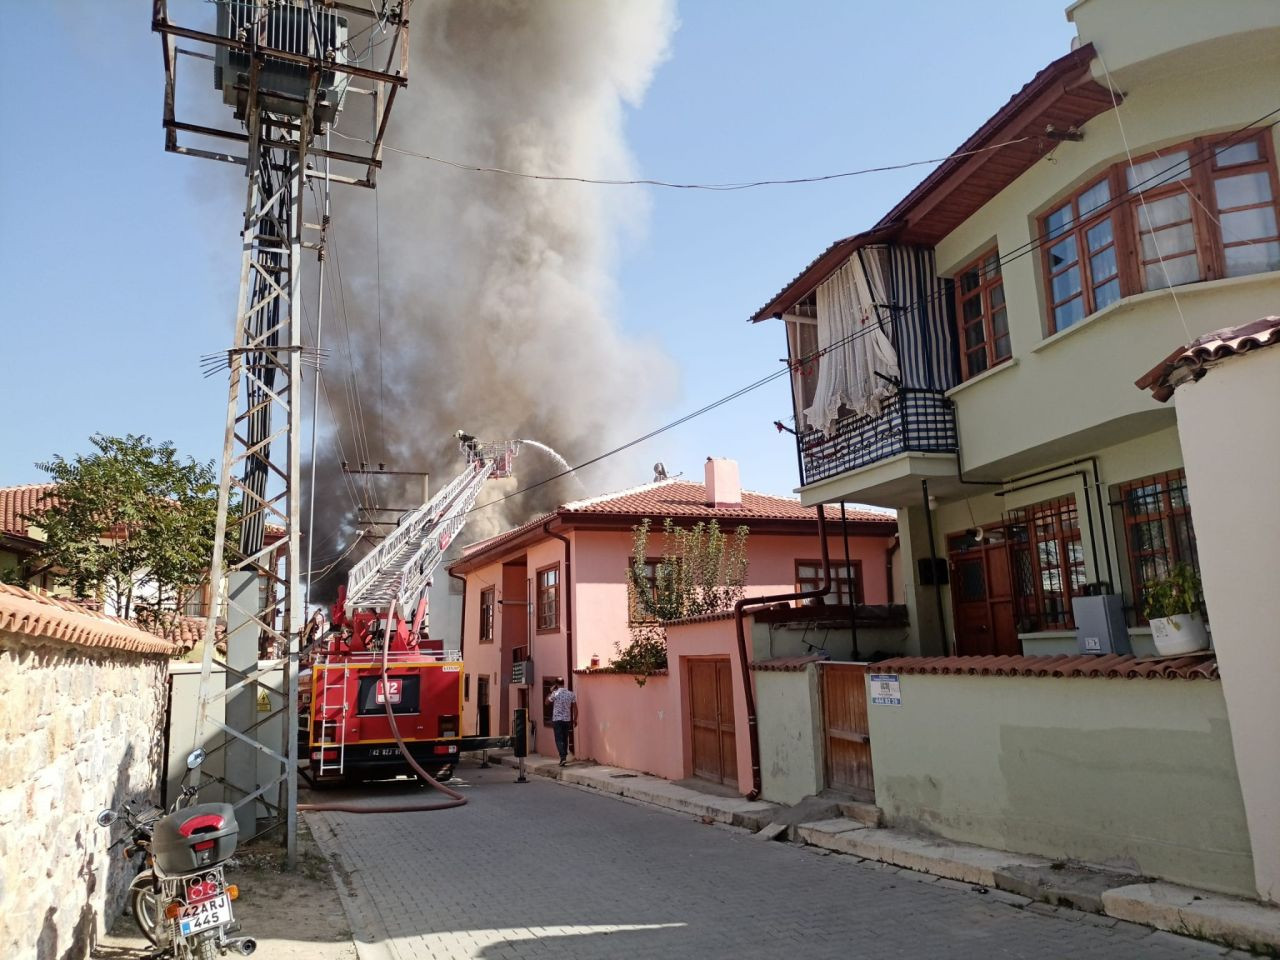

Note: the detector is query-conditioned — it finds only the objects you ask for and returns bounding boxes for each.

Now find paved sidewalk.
[497,751,1280,956]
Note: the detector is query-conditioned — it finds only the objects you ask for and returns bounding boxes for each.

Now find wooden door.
[821,663,874,800]
[951,540,1019,657]
[688,658,736,785]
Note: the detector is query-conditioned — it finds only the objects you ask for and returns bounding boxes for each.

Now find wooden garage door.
[688,658,736,785]
[820,662,874,800]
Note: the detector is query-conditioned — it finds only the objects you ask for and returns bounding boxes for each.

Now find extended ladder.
[344,440,520,622]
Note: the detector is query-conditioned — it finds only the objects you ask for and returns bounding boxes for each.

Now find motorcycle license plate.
[180,894,232,936]
[180,871,233,937]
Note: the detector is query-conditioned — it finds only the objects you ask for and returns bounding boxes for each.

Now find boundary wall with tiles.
[0,585,174,960]
[866,662,1254,898]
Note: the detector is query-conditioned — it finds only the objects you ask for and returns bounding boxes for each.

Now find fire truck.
[299,436,518,784]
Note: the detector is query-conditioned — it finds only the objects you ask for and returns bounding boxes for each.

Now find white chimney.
[704,457,741,508]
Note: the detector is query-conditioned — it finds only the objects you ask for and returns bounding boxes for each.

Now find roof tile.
[0,483,58,540]
[458,479,895,565]
[0,583,177,656]
[1137,315,1280,402]
[874,653,1219,681]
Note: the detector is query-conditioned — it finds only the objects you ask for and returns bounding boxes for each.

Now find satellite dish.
[653,462,668,481]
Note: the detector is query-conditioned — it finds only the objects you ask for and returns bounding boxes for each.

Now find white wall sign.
[870,673,902,705]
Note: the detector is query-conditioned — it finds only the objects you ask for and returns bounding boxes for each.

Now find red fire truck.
[299,437,518,784]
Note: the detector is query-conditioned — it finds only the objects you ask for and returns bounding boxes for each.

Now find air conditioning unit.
[215,1,350,124]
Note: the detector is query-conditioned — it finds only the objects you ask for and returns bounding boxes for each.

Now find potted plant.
[1143,563,1209,656]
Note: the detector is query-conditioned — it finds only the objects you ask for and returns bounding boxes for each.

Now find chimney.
[704,457,741,508]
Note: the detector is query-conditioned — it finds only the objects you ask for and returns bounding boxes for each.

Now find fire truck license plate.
[180,894,232,936]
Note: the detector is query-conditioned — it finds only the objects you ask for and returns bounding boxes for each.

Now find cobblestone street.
[305,760,1234,960]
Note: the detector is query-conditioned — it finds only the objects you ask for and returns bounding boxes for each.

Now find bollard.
[513,707,528,783]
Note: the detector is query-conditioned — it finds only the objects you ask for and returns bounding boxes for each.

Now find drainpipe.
[734,506,831,801]
[921,479,950,656]
[840,502,859,660]
[448,569,467,660]
[886,534,900,605]
[543,521,574,691]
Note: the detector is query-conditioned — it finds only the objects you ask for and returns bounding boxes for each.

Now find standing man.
[546,682,577,767]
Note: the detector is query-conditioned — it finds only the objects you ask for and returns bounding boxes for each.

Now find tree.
[614,518,749,681]
[27,434,221,639]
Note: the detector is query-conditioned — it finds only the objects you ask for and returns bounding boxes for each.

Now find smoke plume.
[305,0,678,598]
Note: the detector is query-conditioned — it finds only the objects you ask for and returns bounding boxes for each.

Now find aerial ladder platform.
[300,436,521,782]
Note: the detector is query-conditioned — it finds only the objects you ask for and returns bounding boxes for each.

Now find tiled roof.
[457,480,895,565]
[458,510,557,561]
[751,45,1114,320]
[563,479,893,523]
[874,653,1219,681]
[751,654,829,672]
[665,610,739,627]
[0,483,58,540]
[1137,315,1280,402]
[137,614,223,654]
[0,583,177,656]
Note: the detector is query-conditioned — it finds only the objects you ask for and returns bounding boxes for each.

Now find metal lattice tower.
[154,0,413,861]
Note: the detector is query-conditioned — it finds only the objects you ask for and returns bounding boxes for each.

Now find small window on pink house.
[796,560,863,605]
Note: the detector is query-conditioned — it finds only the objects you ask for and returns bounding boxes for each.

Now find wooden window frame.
[535,563,559,633]
[478,587,495,644]
[1207,133,1280,279]
[1116,469,1201,626]
[627,557,666,624]
[1038,133,1280,334]
[1039,169,1132,333]
[795,559,864,606]
[1008,497,1085,631]
[954,247,1011,380]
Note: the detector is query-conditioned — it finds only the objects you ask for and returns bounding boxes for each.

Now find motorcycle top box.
[151,802,238,875]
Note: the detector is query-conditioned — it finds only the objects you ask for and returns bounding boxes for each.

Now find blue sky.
[0,2,1076,500]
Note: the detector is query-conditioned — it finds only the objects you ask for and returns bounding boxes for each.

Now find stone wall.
[0,585,174,960]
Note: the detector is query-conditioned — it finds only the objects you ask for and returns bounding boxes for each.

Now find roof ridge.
[0,482,57,492]
[561,477,685,512]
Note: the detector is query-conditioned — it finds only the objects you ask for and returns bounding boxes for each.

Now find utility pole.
[154,0,414,862]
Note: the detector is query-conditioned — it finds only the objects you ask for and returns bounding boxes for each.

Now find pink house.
[448,459,898,781]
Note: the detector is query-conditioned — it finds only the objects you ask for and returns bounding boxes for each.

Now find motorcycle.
[97,749,256,958]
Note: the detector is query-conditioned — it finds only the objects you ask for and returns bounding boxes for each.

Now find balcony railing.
[797,389,957,487]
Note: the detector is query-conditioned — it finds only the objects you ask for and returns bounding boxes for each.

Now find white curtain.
[801,253,901,435]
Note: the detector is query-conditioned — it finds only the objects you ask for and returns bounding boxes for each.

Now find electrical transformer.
[214,0,350,123]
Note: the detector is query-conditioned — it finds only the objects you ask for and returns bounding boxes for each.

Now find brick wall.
[0,586,174,960]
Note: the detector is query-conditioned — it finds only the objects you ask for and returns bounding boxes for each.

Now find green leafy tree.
[614,519,750,681]
[27,434,222,641]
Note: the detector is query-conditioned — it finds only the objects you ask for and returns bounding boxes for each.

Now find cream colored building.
[753,0,1280,904]
[756,0,1280,660]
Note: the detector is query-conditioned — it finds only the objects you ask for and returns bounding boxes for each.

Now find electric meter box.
[1072,594,1130,656]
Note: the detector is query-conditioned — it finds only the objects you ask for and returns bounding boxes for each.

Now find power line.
[330,129,1036,191]
[463,108,1280,517]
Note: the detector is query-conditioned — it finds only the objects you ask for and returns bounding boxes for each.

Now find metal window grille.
[1117,469,1201,623]
[797,389,958,486]
[1007,497,1085,631]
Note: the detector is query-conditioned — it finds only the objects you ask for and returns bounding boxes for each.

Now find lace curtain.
[801,251,901,435]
